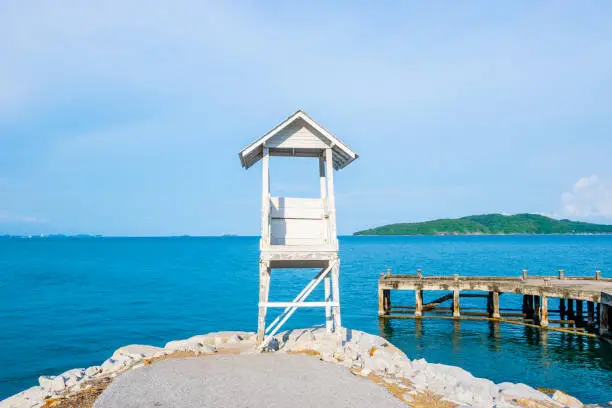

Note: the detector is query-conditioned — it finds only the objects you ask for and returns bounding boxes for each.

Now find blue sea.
[1,235,611,403]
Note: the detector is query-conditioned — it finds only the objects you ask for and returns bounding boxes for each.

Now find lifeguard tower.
[238,110,358,347]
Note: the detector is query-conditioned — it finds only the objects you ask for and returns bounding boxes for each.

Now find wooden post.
[453,289,460,318]
[378,284,385,316]
[558,269,564,280]
[523,295,535,319]
[567,299,575,327]
[331,258,341,331]
[559,298,566,319]
[260,148,270,246]
[319,156,329,244]
[383,290,391,314]
[587,301,595,324]
[540,296,548,327]
[325,148,337,245]
[257,261,271,343]
[595,270,601,280]
[415,289,423,317]
[576,300,584,320]
[534,296,541,324]
[522,269,528,280]
[324,275,332,333]
[417,269,422,278]
[492,292,500,319]
[600,303,610,336]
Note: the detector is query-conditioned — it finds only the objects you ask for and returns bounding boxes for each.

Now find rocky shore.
[1,328,601,408]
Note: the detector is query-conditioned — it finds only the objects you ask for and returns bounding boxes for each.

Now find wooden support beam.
[383,290,391,314]
[257,261,271,344]
[576,300,584,319]
[415,289,423,317]
[534,296,541,324]
[492,292,500,319]
[540,296,548,327]
[378,286,386,316]
[331,259,341,331]
[324,275,332,333]
[600,303,610,336]
[260,148,270,246]
[453,289,460,318]
[587,301,595,324]
[559,298,566,319]
[523,295,535,319]
[318,156,329,244]
[324,148,337,244]
[262,301,339,307]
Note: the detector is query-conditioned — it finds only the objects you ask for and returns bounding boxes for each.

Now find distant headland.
[354,213,612,236]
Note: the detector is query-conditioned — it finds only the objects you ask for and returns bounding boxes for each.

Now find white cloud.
[561,175,612,219]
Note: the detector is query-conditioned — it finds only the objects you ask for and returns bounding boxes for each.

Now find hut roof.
[238,110,358,170]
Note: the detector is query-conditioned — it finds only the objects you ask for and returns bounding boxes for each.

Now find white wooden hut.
[238,110,358,347]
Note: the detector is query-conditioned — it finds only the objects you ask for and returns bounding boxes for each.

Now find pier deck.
[378,270,612,338]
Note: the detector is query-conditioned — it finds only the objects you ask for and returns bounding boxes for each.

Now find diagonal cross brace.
[258,265,333,351]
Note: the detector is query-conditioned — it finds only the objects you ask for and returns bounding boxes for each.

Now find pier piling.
[534,296,541,324]
[540,296,549,327]
[453,290,460,318]
[415,289,423,317]
[576,300,584,323]
[559,299,566,319]
[588,302,595,324]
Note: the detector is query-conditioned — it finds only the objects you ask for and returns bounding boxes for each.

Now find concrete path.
[93,354,406,408]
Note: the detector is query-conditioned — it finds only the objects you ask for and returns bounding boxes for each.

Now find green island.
[354,213,612,236]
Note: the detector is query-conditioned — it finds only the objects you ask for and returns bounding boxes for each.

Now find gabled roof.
[238,110,358,170]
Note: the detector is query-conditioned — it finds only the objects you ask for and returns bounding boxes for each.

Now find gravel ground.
[93,354,406,408]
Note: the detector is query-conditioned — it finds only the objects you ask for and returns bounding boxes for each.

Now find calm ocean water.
[1,235,611,403]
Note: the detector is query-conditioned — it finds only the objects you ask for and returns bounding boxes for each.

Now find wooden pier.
[378,269,612,339]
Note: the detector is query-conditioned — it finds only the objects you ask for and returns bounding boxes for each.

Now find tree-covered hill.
[353,213,612,235]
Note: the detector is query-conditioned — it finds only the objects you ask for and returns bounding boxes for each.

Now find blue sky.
[1,1,612,236]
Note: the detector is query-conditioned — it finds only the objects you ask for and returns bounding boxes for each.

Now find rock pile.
[0,328,590,408]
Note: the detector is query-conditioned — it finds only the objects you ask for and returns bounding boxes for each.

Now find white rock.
[499,382,549,401]
[100,354,133,374]
[265,338,280,352]
[113,345,167,360]
[226,334,242,344]
[164,339,215,354]
[552,390,583,408]
[51,376,66,393]
[60,368,86,387]
[358,368,372,377]
[38,374,67,394]
[37,376,54,392]
[320,352,335,362]
[165,340,196,352]
[186,334,216,346]
[85,366,101,377]
[0,386,46,408]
